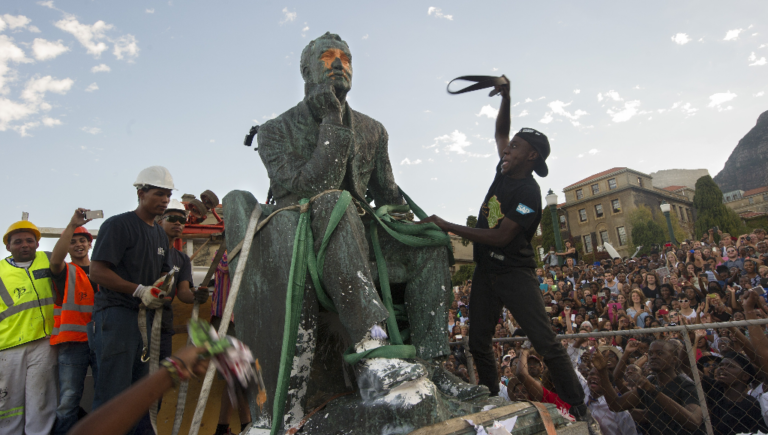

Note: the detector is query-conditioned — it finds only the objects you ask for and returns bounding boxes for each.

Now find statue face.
[307,41,353,93]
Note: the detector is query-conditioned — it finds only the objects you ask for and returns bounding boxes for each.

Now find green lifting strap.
[270,190,454,435]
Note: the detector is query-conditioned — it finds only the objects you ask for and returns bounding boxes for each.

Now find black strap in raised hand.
[446,75,507,96]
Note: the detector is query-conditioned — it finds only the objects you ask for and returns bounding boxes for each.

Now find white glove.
[134,284,168,309]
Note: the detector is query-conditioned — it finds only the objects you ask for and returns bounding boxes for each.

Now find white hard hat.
[133,166,176,190]
[164,199,187,215]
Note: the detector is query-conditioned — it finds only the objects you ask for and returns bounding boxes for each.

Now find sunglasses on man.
[164,215,186,224]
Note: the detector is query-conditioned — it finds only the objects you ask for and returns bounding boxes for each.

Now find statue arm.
[258,121,353,198]
[368,127,404,206]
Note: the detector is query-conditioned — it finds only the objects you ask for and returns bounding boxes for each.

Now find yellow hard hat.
[4,221,41,245]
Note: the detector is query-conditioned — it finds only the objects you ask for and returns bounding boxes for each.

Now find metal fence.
[449,318,768,435]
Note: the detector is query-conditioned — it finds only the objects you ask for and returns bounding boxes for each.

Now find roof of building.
[743,186,768,197]
[564,167,627,190]
[739,211,768,219]
[662,185,686,192]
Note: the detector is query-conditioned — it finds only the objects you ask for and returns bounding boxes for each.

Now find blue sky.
[2,1,767,256]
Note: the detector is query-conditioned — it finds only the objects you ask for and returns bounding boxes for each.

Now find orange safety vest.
[50,263,94,345]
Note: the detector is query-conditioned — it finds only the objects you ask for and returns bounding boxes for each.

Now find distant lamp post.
[660,201,678,245]
[546,189,564,266]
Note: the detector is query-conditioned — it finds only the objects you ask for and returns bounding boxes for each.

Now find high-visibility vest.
[50,263,94,345]
[0,251,55,351]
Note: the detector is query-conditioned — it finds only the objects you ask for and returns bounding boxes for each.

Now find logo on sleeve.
[516,203,534,215]
[485,196,505,228]
[158,247,165,256]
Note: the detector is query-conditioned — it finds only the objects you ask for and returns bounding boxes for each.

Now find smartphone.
[754,286,766,296]
[84,210,104,220]
[659,309,669,316]
[708,294,718,299]
[599,317,603,322]
[571,314,576,322]
[592,295,597,303]
[455,334,462,340]
[646,301,652,307]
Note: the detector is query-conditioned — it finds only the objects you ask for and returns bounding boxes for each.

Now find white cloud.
[748,52,767,66]
[262,112,277,119]
[606,100,641,122]
[280,8,296,24]
[145,8,155,13]
[573,89,580,94]
[55,16,112,57]
[524,98,532,103]
[492,67,498,71]
[755,91,765,97]
[578,154,584,158]
[597,90,622,102]
[302,26,309,32]
[81,126,101,135]
[21,75,74,104]
[588,149,599,155]
[518,110,528,117]
[539,100,587,125]
[32,38,70,61]
[724,28,743,41]
[671,33,691,45]
[112,34,139,60]
[669,101,698,116]
[91,63,110,73]
[362,34,369,40]
[400,158,422,165]
[708,92,737,111]
[2,14,32,30]
[38,1,56,9]
[539,113,553,124]
[0,35,34,93]
[476,104,497,119]
[427,7,453,20]
[85,82,98,92]
[42,117,61,126]
[428,130,490,157]
[0,75,73,134]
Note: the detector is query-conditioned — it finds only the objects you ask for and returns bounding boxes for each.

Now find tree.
[628,205,667,256]
[693,176,746,238]
[452,264,476,286]
[461,215,478,246]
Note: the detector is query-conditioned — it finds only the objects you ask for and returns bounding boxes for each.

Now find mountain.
[714,110,768,193]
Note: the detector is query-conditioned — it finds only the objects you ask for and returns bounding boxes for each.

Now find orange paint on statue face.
[319,48,351,79]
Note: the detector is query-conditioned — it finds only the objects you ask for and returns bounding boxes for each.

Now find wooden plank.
[410,402,532,435]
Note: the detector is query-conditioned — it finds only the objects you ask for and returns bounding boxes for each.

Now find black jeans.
[468,265,585,406]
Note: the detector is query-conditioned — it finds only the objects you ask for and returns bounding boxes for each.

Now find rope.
[137,304,164,434]
[270,189,453,434]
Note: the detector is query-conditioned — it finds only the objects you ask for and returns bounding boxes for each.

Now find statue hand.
[306,83,343,124]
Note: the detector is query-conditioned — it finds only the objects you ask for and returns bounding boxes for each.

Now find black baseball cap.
[514,128,550,177]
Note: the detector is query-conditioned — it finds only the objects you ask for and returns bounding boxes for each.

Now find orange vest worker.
[50,263,94,344]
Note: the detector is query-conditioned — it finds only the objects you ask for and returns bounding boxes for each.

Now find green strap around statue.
[271,189,453,435]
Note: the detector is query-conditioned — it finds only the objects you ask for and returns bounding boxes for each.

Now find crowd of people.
[445,228,768,434]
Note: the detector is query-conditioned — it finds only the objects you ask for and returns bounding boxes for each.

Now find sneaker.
[430,361,489,401]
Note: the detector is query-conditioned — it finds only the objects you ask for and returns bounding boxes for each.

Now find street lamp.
[660,201,678,246]
[545,189,564,266]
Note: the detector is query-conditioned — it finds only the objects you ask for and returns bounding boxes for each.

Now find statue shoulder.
[350,108,388,138]
[257,102,313,146]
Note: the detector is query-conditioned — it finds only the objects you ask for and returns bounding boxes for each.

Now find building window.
[617,226,627,246]
[686,208,693,222]
[591,184,600,195]
[600,230,610,246]
[579,209,587,222]
[611,199,621,213]
[559,215,567,230]
[608,178,617,190]
[536,224,542,236]
[750,197,755,205]
[637,177,643,188]
[595,204,604,218]
[583,235,593,253]
[538,246,545,261]
[576,189,583,200]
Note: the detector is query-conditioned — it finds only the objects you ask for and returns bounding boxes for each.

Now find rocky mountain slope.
[714,110,768,193]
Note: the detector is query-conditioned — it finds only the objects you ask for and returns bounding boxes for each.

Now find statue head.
[300,32,352,96]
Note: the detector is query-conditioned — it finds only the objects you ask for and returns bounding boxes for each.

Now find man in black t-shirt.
[420,77,588,420]
[703,352,768,435]
[89,166,175,431]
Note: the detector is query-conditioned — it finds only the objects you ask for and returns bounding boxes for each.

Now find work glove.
[193,286,210,304]
[134,275,174,309]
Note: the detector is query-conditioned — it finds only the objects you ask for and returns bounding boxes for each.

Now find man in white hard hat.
[88,166,175,434]
[1,220,65,435]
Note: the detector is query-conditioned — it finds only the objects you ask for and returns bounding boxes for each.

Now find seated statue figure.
[223,32,485,432]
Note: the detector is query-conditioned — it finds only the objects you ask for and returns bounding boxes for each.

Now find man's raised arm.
[494,76,511,158]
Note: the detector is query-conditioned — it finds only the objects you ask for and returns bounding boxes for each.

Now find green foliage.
[628,205,666,256]
[451,263,476,286]
[693,176,747,238]
[461,215,478,246]
[746,217,768,231]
